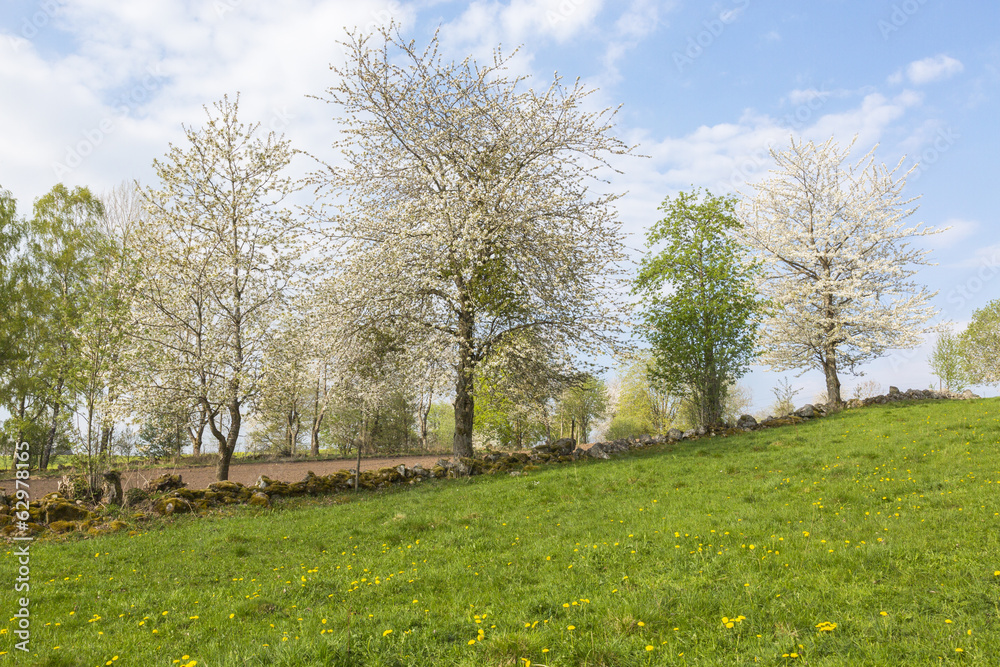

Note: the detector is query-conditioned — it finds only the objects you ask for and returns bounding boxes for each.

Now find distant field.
[2,398,999,666]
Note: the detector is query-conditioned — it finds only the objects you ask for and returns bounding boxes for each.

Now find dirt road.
[0,454,449,496]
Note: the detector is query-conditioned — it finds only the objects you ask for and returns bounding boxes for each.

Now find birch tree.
[308,26,631,458]
[29,185,106,469]
[138,95,302,480]
[741,137,939,405]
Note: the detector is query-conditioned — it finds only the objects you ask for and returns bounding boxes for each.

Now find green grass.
[3,399,1000,665]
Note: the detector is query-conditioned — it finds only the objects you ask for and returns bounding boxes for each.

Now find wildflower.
[816,621,837,632]
[645,645,654,651]
[383,629,392,637]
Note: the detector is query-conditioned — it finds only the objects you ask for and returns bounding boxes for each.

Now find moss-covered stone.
[44,500,93,523]
[154,497,191,515]
[146,473,186,492]
[124,487,149,506]
[48,520,77,534]
[208,481,245,494]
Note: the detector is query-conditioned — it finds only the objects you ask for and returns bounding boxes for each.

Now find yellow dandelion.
[383,629,393,637]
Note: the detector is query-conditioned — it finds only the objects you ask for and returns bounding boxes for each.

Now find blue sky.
[1,0,998,413]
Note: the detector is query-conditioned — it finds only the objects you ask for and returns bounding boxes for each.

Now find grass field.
[3,398,1000,666]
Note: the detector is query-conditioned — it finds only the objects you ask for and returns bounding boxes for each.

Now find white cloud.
[600,0,672,83]
[443,0,604,56]
[935,218,979,247]
[0,0,416,212]
[905,54,964,85]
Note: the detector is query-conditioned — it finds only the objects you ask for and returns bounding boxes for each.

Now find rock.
[146,474,186,492]
[961,389,979,400]
[124,488,149,507]
[667,428,683,440]
[249,492,270,508]
[736,414,757,430]
[154,497,191,515]
[397,464,408,478]
[682,429,697,439]
[551,438,576,455]
[794,404,816,419]
[888,386,900,397]
[845,398,864,409]
[44,499,93,523]
[208,481,244,494]
[102,470,124,505]
[586,443,610,459]
[48,520,77,534]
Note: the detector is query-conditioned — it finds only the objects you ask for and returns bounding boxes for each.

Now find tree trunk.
[100,423,113,456]
[452,298,476,459]
[205,397,241,481]
[418,393,431,451]
[453,365,475,458]
[188,402,211,456]
[823,348,842,406]
[40,377,65,470]
[310,373,327,457]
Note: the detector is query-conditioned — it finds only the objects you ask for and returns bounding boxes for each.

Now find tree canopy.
[633,188,759,427]
[741,137,938,405]
[308,25,632,458]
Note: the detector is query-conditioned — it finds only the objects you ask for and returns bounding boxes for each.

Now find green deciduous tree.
[555,375,608,443]
[633,189,759,428]
[929,326,968,391]
[605,353,681,439]
[29,184,107,470]
[959,301,1000,386]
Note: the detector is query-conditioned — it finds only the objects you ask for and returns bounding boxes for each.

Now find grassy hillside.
[3,398,1000,666]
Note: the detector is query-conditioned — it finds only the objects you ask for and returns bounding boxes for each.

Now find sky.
[1,0,998,415]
